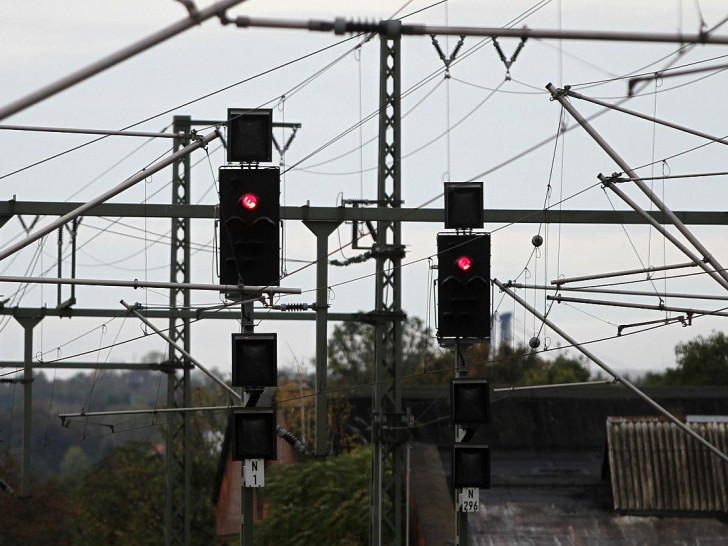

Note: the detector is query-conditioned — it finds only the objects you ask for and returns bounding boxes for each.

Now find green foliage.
[71,414,221,545]
[60,445,90,476]
[470,343,591,386]
[522,354,591,385]
[0,369,169,478]
[0,452,74,546]
[327,316,454,386]
[0,352,230,544]
[328,321,374,385]
[254,447,374,545]
[642,331,728,386]
[71,442,165,546]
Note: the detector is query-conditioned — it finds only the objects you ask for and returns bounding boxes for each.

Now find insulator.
[511,40,526,62]
[451,36,465,60]
[276,426,309,454]
[278,302,309,312]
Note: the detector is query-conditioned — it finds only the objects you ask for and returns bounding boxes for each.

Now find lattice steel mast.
[370,21,406,545]
[165,115,193,546]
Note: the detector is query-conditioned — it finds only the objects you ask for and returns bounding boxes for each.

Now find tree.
[327,321,375,386]
[522,353,591,385]
[468,342,591,386]
[70,379,227,545]
[642,331,728,386]
[59,445,90,476]
[0,452,74,546]
[327,316,453,386]
[254,446,377,545]
[71,442,165,546]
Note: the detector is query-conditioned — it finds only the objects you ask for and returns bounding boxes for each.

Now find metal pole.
[0,124,182,139]
[0,131,218,263]
[629,61,728,92]
[0,0,248,121]
[303,221,341,457]
[493,379,615,393]
[598,175,728,292]
[16,316,41,498]
[548,294,728,318]
[228,16,728,45]
[455,340,469,546]
[167,115,193,546]
[551,262,697,286]
[241,302,255,546]
[547,83,728,290]
[493,278,728,464]
[56,227,63,307]
[59,405,233,420]
[405,443,411,546]
[371,25,405,546]
[120,299,242,402]
[506,282,728,303]
[0,274,301,295]
[564,89,728,147]
[7,200,728,226]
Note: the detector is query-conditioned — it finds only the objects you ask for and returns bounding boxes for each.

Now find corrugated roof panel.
[607,417,728,513]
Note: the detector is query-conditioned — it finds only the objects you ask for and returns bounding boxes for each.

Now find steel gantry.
[370,21,407,546]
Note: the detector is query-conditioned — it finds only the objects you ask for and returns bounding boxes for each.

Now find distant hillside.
[0,369,215,478]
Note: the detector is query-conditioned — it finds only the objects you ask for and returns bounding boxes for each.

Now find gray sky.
[2,0,728,385]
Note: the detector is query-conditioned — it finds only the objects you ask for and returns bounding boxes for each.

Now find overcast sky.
[2,0,728,388]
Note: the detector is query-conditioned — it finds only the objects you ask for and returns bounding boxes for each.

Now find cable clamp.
[214,127,227,150]
[378,19,402,40]
[598,172,624,187]
[176,0,201,24]
[333,17,347,35]
[698,25,709,44]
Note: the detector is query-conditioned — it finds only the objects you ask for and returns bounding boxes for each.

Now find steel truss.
[370,25,406,545]
[165,115,193,546]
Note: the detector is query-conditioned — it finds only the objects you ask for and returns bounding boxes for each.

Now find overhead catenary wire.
[0,131,219,263]
[494,278,728,464]
[120,299,242,403]
[0,268,717,391]
[285,0,555,174]
[5,1,728,446]
[564,87,728,148]
[4,5,728,488]
[0,0,248,122]
[548,83,728,292]
[58,378,618,423]
[3,149,714,381]
[0,25,365,182]
[0,173,616,380]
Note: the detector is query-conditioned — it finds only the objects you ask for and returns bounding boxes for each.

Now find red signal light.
[240,193,259,211]
[456,256,472,271]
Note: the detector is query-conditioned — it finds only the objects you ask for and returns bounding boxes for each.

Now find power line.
[0,35,361,182]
